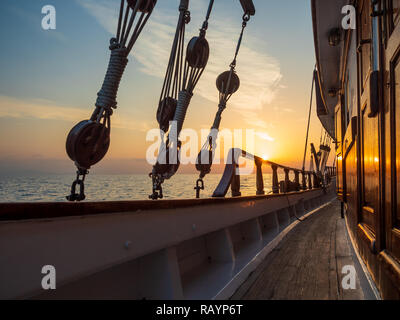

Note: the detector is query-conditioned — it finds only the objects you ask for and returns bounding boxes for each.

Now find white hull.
[0,183,335,300]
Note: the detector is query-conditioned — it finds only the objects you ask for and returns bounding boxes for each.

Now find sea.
[0,173,283,202]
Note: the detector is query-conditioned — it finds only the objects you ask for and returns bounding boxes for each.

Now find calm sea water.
[0,173,282,202]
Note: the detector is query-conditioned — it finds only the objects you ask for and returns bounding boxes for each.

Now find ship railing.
[212,148,335,198]
[325,166,336,177]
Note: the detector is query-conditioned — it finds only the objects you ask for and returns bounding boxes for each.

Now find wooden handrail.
[325,166,336,176]
[212,148,336,198]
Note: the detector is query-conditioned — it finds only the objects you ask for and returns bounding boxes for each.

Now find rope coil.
[95,45,129,113]
[173,90,193,135]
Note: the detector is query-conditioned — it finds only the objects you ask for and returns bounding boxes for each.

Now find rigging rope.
[149,0,215,200]
[92,0,156,128]
[194,12,253,198]
[66,0,157,202]
[157,0,190,131]
[94,46,128,116]
[302,66,316,172]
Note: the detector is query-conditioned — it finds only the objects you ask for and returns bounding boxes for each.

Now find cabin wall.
[336,27,358,200]
[337,0,400,299]
[380,0,400,299]
[340,0,383,296]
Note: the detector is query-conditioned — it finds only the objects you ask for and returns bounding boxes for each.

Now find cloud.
[256,132,275,142]
[0,95,150,131]
[76,0,283,130]
[0,95,88,121]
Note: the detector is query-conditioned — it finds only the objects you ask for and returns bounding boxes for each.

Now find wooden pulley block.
[153,162,180,177]
[196,149,213,175]
[127,0,157,13]
[216,70,240,95]
[153,150,181,177]
[157,97,177,132]
[186,36,210,69]
[66,120,110,170]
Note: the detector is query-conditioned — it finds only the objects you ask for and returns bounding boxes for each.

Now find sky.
[0,0,332,175]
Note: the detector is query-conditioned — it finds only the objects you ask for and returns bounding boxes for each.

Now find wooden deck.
[232,201,376,300]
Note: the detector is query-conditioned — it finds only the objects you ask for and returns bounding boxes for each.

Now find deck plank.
[233,201,366,300]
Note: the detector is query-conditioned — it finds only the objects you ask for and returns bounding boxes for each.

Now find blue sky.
[0,0,322,175]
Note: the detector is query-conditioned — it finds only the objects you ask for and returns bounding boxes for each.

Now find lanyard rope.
[93,0,156,126]
[150,0,215,200]
[194,13,251,199]
[302,66,316,172]
[157,0,190,132]
[66,0,157,202]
